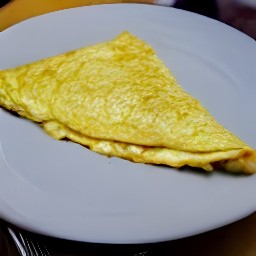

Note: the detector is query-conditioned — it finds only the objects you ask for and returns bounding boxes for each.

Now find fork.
[8,227,50,256]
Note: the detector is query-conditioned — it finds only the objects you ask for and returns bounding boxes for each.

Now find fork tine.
[8,228,28,256]
[8,227,51,256]
[21,232,50,256]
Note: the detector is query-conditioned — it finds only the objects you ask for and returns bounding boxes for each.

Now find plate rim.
[0,3,256,244]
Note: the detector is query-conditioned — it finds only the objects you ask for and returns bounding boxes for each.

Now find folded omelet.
[0,31,255,173]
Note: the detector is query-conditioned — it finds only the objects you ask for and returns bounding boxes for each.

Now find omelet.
[0,31,256,173]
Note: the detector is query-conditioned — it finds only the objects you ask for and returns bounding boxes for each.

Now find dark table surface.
[1,213,256,256]
[0,1,256,255]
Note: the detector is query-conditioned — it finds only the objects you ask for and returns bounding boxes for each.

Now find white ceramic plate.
[0,4,256,244]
